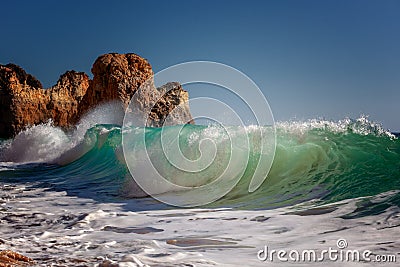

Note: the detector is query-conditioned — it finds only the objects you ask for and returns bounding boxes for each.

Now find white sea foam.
[277,115,396,138]
[0,121,71,163]
[0,113,394,165]
[0,102,124,164]
[0,183,398,266]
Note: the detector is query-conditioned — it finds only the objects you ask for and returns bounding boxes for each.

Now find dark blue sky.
[1,0,399,130]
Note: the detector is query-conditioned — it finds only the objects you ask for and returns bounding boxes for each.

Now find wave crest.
[0,115,398,209]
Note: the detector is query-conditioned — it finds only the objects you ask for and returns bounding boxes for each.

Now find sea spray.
[0,121,70,163]
[0,102,125,164]
[0,116,399,210]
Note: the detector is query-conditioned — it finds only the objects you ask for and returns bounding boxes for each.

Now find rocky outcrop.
[0,64,89,138]
[79,53,154,115]
[150,82,194,126]
[0,53,193,138]
[0,250,34,266]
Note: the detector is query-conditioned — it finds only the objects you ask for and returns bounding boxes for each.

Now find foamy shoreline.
[1,182,399,266]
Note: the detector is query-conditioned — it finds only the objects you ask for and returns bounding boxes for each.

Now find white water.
[1,182,399,266]
[0,113,394,165]
[0,102,125,164]
[1,113,399,265]
[276,115,396,138]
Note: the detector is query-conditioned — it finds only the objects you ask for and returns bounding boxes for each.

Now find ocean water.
[0,114,399,266]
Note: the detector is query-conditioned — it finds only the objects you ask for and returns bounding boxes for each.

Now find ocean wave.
[0,115,399,209]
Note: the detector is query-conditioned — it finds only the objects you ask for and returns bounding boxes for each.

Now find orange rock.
[0,65,89,138]
[0,53,193,138]
[0,250,34,266]
[79,53,154,114]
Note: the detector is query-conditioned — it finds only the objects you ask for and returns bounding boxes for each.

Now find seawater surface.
[0,116,399,266]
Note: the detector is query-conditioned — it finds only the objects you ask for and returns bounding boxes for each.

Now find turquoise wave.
[0,119,399,211]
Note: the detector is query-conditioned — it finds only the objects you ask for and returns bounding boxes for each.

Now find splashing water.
[0,113,398,211]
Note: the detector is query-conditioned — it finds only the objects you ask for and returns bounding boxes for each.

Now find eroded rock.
[0,53,193,138]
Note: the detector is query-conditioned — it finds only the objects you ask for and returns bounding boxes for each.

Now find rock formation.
[79,53,154,115]
[0,53,193,138]
[150,82,194,126]
[0,250,34,266]
[0,64,89,138]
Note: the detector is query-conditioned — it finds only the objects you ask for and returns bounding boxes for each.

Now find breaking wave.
[0,114,399,210]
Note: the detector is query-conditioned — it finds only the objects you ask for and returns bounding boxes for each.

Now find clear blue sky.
[1,0,399,130]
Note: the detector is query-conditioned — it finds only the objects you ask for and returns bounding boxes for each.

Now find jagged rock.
[0,53,193,138]
[0,65,89,138]
[150,82,194,126]
[79,53,154,114]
